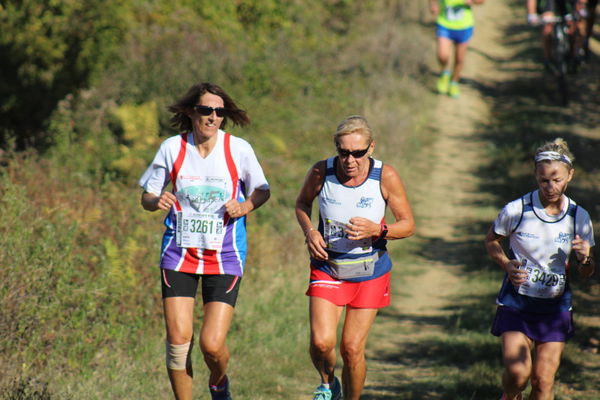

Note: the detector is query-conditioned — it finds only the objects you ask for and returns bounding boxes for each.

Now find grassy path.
[362,1,600,399]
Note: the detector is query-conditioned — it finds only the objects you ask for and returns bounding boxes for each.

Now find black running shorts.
[161,269,242,306]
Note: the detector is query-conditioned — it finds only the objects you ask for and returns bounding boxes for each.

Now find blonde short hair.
[333,115,374,146]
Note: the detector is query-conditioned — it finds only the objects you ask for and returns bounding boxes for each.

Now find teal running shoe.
[313,377,342,400]
[313,384,332,400]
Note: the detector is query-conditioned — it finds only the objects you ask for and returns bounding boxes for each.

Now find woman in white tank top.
[296,115,415,400]
[485,138,595,400]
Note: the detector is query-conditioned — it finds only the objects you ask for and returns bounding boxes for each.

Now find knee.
[504,363,530,390]
[340,340,365,367]
[166,321,193,345]
[200,334,226,359]
[166,340,193,371]
[530,371,556,395]
[311,334,336,356]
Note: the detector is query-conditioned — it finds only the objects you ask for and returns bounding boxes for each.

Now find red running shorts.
[306,268,391,309]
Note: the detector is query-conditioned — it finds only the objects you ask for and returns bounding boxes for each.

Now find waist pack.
[326,251,381,280]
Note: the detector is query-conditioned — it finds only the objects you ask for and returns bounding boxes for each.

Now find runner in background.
[139,82,270,400]
[430,0,486,98]
[484,138,595,400]
[296,116,415,400]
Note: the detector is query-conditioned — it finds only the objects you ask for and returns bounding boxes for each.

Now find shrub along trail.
[362,0,600,399]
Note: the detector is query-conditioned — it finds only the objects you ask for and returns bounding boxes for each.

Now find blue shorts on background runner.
[436,24,474,44]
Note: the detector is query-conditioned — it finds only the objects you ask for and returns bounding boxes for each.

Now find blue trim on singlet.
[311,158,390,282]
[497,192,578,313]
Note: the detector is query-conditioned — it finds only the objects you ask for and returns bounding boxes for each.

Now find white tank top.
[318,157,386,255]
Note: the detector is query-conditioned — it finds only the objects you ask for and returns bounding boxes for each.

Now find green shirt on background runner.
[436,0,475,30]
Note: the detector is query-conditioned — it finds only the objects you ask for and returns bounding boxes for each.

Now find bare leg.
[529,341,564,400]
[339,307,378,400]
[501,331,533,400]
[309,296,344,385]
[164,297,196,400]
[200,301,235,387]
[451,41,470,82]
[436,36,453,71]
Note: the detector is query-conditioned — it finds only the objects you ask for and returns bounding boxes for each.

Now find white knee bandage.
[166,340,192,370]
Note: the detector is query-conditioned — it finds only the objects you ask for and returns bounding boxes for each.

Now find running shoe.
[330,376,342,400]
[436,71,451,94]
[313,377,342,400]
[209,376,232,400]
[448,81,460,98]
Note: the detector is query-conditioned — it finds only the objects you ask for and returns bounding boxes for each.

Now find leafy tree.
[0,0,128,150]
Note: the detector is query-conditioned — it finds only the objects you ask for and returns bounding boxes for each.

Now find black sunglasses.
[336,145,371,159]
[193,105,229,117]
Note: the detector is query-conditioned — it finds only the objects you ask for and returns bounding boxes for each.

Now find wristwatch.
[379,223,388,240]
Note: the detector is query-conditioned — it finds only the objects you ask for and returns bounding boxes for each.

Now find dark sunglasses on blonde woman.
[336,145,370,159]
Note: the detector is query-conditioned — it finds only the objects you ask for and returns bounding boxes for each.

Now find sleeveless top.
[494,190,594,313]
[436,0,475,30]
[311,157,391,282]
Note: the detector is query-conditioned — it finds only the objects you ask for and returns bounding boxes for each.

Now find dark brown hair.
[168,82,250,132]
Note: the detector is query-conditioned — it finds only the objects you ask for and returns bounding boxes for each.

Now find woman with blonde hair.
[296,115,415,400]
[484,138,595,400]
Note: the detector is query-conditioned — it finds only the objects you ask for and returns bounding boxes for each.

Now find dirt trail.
[362,1,520,398]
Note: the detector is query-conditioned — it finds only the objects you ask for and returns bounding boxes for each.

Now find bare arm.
[484,225,528,285]
[430,0,439,15]
[572,235,595,278]
[379,164,415,239]
[141,190,177,212]
[295,161,328,260]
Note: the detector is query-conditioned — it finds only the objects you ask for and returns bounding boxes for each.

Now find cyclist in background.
[527,0,588,71]
[430,0,486,99]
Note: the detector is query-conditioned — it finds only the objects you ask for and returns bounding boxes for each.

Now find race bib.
[324,218,372,254]
[445,6,465,21]
[517,259,566,299]
[175,176,229,249]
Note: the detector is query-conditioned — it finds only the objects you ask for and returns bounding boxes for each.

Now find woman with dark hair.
[485,138,595,400]
[139,82,270,400]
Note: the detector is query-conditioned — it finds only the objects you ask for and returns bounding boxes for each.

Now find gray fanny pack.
[326,252,380,280]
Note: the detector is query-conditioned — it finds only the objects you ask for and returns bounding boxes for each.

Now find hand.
[345,217,379,241]
[572,235,591,263]
[156,191,177,211]
[527,13,540,26]
[504,259,528,286]
[305,229,329,260]
[224,199,248,218]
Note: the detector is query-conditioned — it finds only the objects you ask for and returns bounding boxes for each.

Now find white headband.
[534,151,572,166]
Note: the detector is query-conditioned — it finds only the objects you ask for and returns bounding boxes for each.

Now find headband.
[534,151,572,166]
